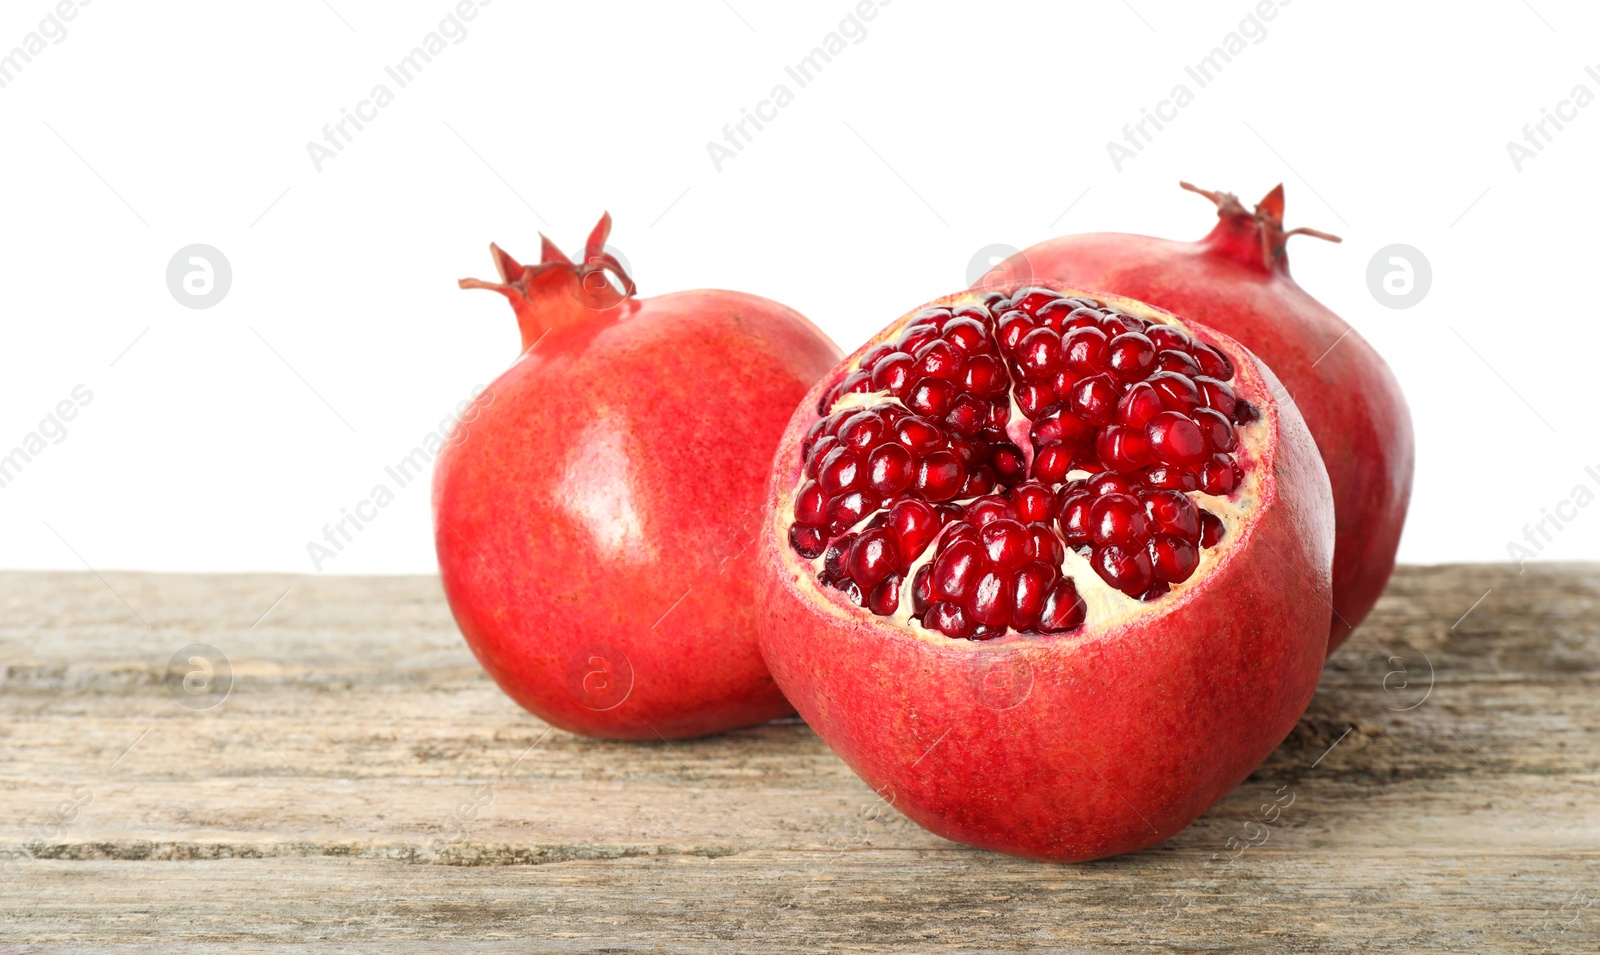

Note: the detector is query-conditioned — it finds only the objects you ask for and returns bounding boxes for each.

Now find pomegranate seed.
[868,574,902,616]
[915,339,966,382]
[867,443,914,496]
[940,520,979,546]
[945,394,988,438]
[1057,490,1093,545]
[991,443,1027,486]
[1146,325,1191,351]
[838,411,886,451]
[1063,326,1110,374]
[849,527,901,590]
[1016,381,1059,418]
[795,480,829,526]
[996,311,1034,355]
[1233,399,1259,425]
[840,369,872,395]
[1199,510,1225,547]
[1143,465,1199,492]
[962,353,1007,396]
[961,464,997,497]
[1117,382,1165,429]
[1149,534,1199,584]
[1010,561,1056,632]
[1063,307,1103,331]
[1192,407,1236,452]
[1032,442,1073,484]
[965,495,1016,527]
[818,446,863,495]
[888,498,939,562]
[802,418,828,458]
[925,601,975,639]
[894,415,944,456]
[908,377,955,417]
[1037,579,1086,632]
[1147,372,1201,412]
[789,523,826,558]
[828,491,877,534]
[805,435,838,477]
[1033,413,1093,447]
[949,438,983,465]
[1195,376,1237,417]
[1107,333,1156,380]
[911,564,933,615]
[870,352,916,397]
[1009,482,1055,523]
[899,324,941,356]
[1089,493,1148,546]
[987,397,1012,431]
[1024,522,1065,565]
[1069,373,1118,425]
[941,317,989,353]
[1154,349,1202,376]
[1145,411,1208,466]
[859,343,895,370]
[1018,327,1065,378]
[932,538,984,601]
[935,503,965,525]
[915,449,965,502]
[824,535,854,581]
[1199,453,1242,495]
[1092,543,1155,596]
[1010,288,1062,315]
[967,569,1013,628]
[1033,298,1076,331]
[1143,489,1200,539]
[979,519,1030,570]
[1097,425,1155,471]
[1087,471,1141,498]
[1191,342,1234,379]
[842,580,866,607]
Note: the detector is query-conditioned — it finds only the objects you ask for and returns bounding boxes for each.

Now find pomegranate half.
[435,214,841,739]
[759,283,1333,861]
[990,183,1412,652]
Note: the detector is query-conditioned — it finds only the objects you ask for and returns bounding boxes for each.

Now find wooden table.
[2,565,1596,952]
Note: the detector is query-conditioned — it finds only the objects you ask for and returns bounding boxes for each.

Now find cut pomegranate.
[434,214,840,740]
[792,290,1264,632]
[992,183,1413,654]
[759,282,1333,862]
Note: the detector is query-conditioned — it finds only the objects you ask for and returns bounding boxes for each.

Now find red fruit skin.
[758,286,1333,862]
[436,222,841,739]
[993,185,1412,653]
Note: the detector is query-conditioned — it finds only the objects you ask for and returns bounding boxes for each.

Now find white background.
[1,0,1596,574]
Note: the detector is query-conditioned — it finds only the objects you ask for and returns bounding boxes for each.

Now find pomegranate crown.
[1180,182,1340,275]
[460,213,638,350]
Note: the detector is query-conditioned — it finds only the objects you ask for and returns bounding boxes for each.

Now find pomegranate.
[758,283,1333,862]
[435,214,841,739]
[988,183,1412,652]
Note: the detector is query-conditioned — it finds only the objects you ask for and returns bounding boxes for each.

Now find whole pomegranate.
[435,214,841,739]
[758,283,1333,862]
[989,183,1412,653]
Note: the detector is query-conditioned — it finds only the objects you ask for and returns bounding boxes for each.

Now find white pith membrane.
[780,288,1264,643]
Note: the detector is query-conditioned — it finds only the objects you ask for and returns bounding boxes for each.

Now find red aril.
[434,214,840,739]
[989,183,1412,653]
[759,282,1334,862]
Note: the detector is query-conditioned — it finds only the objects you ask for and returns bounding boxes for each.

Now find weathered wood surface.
[1,565,1597,953]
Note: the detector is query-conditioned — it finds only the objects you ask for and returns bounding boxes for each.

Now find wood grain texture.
[1,565,1597,953]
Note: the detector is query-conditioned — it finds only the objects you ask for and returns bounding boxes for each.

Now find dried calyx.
[787,289,1260,641]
